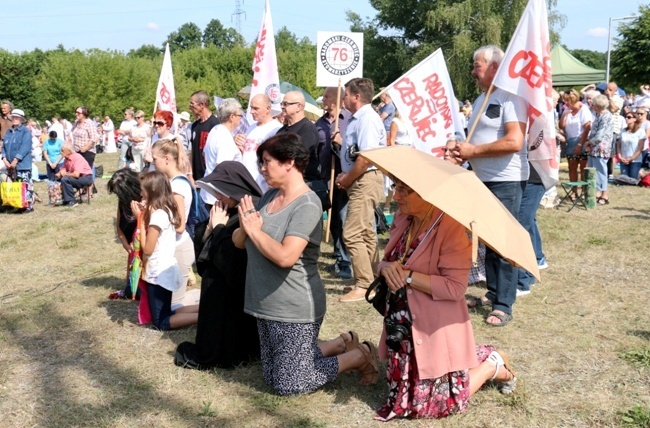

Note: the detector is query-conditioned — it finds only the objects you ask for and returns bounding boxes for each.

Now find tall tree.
[359,0,564,100]
[203,19,245,49]
[165,22,202,52]
[569,48,606,70]
[611,5,650,89]
[128,44,162,60]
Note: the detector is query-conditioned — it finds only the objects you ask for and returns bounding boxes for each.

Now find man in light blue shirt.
[335,77,386,302]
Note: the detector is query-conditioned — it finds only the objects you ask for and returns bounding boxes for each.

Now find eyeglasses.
[189,101,201,108]
[390,183,414,197]
[75,111,83,115]
[636,112,646,116]
[626,116,635,119]
[280,101,299,107]
[135,116,143,119]
[153,121,166,126]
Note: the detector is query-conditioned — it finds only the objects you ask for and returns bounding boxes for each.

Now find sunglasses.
[280,101,299,107]
[153,121,166,126]
[135,116,144,119]
[626,116,635,119]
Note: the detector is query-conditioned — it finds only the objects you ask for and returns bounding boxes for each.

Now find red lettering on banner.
[394,77,436,140]
[507,42,553,110]
[252,27,267,86]
[159,82,171,104]
[422,73,453,129]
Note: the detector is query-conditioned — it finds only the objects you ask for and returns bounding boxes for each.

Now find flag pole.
[464,84,495,142]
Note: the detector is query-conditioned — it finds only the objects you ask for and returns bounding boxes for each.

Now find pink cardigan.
[377,209,478,380]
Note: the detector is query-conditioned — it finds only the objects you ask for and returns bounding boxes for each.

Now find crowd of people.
[5,44,649,422]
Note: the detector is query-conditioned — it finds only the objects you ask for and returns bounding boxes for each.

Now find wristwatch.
[406,270,414,285]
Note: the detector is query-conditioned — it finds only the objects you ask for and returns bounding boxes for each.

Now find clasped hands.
[380,261,413,292]
[237,194,263,236]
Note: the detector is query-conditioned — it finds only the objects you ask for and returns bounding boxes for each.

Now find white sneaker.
[516,289,531,297]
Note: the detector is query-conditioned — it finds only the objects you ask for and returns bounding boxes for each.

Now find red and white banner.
[492,0,558,188]
[155,43,177,114]
[385,49,466,157]
[248,0,281,123]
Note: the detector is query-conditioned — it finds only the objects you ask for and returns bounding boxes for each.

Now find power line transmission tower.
[232,0,246,34]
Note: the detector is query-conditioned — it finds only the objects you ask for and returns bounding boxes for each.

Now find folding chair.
[556,181,588,212]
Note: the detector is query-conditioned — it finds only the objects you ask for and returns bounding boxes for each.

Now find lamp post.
[606,15,637,83]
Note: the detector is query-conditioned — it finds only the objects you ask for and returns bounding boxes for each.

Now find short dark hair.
[345,78,374,104]
[76,105,89,118]
[257,133,309,173]
[49,130,57,139]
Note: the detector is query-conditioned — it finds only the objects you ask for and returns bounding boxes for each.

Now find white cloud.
[147,22,160,31]
[586,27,608,37]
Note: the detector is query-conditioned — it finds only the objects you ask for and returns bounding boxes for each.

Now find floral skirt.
[375,342,496,421]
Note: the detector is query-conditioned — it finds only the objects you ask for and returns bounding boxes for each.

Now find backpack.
[172,175,209,239]
[375,206,389,235]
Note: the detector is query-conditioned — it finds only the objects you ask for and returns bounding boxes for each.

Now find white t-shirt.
[241,120,282,192]
[171,175,192,243]
[563,105,592,140]
[392,118,413,146]
[201,124,242,204]
[619,128,646,162]
[144,208,181,292]
[467,88,529,182]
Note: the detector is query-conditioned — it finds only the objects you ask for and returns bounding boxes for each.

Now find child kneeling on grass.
[132,171,198,330]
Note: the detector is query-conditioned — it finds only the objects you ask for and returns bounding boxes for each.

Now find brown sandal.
[357,341,379,385]
[340,331,359,354]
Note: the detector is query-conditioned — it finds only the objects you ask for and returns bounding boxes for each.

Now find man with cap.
[178,111,192,154]
[1,108,34,212]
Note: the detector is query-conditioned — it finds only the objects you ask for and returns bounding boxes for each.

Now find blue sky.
[3,0,645,54]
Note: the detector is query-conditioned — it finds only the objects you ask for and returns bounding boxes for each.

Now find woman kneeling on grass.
[375,177,516,421]
[131,171,198,330]
[233,133,379,395]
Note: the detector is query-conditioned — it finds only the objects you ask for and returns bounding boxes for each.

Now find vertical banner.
[155,43,177,114]
[492,0,558,188]
[316,32,364,87]
[385,48,465,157]
[248,0,281,124]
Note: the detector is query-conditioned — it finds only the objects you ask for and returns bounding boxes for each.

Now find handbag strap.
[402,211,444,265]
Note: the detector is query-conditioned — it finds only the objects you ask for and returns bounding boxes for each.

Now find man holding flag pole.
[454,0,557,327]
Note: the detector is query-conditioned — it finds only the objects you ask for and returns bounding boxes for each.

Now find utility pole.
[232,0,246,34]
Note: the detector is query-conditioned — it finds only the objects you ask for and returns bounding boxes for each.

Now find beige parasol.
[359,145,540,281]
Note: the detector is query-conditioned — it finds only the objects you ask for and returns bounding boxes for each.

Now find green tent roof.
[551,45,605,87]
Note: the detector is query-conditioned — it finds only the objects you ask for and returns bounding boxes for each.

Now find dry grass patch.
[1,155,649,427]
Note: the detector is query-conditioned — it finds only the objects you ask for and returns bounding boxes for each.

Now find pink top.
[63,152,92,176]
[377,209,477,380]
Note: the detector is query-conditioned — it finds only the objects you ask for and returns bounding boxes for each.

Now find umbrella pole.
[465,84,495,142]
[324,80,342,243]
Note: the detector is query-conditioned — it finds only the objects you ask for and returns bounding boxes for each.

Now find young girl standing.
[131,171,198,330]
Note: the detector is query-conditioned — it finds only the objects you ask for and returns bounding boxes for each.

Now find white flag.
[492,0,558,188]
[155,43,177,114]
[248,0,281,123]
[386,48,466,157]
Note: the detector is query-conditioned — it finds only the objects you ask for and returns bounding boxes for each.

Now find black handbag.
[365,275,389,316]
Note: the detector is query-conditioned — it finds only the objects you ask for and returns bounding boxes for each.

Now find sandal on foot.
[597,197,609,205]
[340,331,359,354]
[485,310,513,327]
[486,349,517,394]
[357,341,379,386]
[467,296,492,308]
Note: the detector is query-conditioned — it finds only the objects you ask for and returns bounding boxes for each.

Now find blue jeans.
[620,162,642,180]
[330,186,351,268]
[483,180,526,315]
[146,281,174,331]
[517,182,546,291]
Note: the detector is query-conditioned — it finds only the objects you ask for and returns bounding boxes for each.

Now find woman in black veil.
[175,161,263,369]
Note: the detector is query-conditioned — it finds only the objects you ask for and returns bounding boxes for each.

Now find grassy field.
[1,151,650,428]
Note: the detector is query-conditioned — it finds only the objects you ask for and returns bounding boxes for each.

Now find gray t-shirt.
[244,188,325,323]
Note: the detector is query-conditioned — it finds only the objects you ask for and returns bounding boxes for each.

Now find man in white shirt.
[236,94,282,192]
[335,77,386,302]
